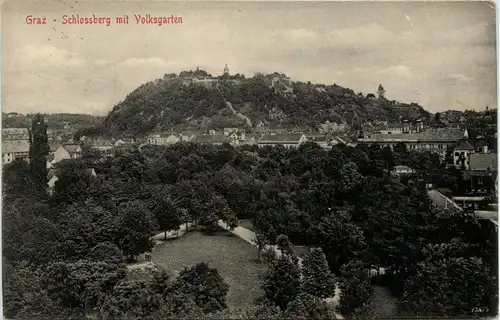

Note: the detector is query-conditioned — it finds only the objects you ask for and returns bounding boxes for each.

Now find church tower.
[223,64,229,76]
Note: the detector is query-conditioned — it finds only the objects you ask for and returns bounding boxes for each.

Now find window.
[455,152,460,157]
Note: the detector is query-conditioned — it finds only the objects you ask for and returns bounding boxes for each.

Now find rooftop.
[455,139,475,151]
[469,153,498,171]
[193,135,230,144]
[361,128,464,142]
[63,144,81,154]
[2,140,30,154]
[259,134,305,143]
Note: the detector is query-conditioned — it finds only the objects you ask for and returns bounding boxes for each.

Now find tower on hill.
[223,64,229,76]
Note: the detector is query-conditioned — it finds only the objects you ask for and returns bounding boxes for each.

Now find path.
[217,220,344,319]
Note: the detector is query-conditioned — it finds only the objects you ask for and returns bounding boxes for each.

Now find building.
[464,153,498,195]
[90,139,114,154]
[2,128,30,140]
[223,128,240,136]
[257,133,308,149]
[179,131,196,142]
[146,133,180,145]
[358,128,466,159]
[53,144,82,163]
[305,134,330,150]
[2,140,30,164]
[380,123,404,134]
[453,139,475,170]
[192,135,230,145]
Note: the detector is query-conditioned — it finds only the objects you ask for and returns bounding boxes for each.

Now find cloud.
[7,45,86,71]
[117,57,173,69]
[378,65,413,78]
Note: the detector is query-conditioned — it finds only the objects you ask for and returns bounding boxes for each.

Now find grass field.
[151,229,267,310]
[372,285,399,318]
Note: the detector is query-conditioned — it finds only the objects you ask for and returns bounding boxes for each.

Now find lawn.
[151,229,267,311]
[371,284,399,318]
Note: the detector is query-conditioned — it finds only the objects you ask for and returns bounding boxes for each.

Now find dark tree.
[262,255,301,310]
[283,293,333,320]
[302,247,336,299]
[337,260,374,318]
[29,114,50,196]
[171,262,229,313]
[114,200,158,261]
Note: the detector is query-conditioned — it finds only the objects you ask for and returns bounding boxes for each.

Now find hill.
[99,70,432,137]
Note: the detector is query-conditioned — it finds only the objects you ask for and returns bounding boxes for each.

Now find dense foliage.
[3,124,497,318]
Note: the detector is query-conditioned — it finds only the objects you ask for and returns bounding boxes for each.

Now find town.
[3,1,498,318]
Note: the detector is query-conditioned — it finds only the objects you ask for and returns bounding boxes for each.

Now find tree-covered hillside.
[101,71,431,136]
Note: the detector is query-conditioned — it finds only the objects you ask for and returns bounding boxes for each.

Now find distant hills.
[2,113,104,131]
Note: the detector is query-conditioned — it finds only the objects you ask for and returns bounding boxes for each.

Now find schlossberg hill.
[99,70,431,137]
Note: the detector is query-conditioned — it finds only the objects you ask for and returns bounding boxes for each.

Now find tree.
[400,245,495,318]
[43,260,127,310]
[98,279,160,319]
[302,248,336,299]
[171,262,229,313]
[86,242,123,265]
[377,84,386,100]
[29,113,50,196]
[154,195,183,240]
[254,232,270,262]
[262,254,301,310]
[339,162,363,194]
[114,200,158,261]
[283,293,333,320]
[310,210,366,273]
[337,260,374,319]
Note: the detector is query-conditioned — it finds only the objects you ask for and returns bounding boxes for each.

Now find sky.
[1,0,497,116]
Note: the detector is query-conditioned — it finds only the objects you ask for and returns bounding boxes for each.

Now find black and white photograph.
[1,0,498,319]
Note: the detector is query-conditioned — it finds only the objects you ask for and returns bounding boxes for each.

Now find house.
[146,133,180,145]
[453,139,475,170]
[258,134,308,149]
[2,140,30,164]
[229,131,246,141]
[53,144,82,163]
[179,131,196,142]
[223,128,240,136]
[90,139,114,154]
[192,135,230,145]
[380,123,404,134]
[358,128,466,159]
[464,153,498,195]
[391,165,417,176]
